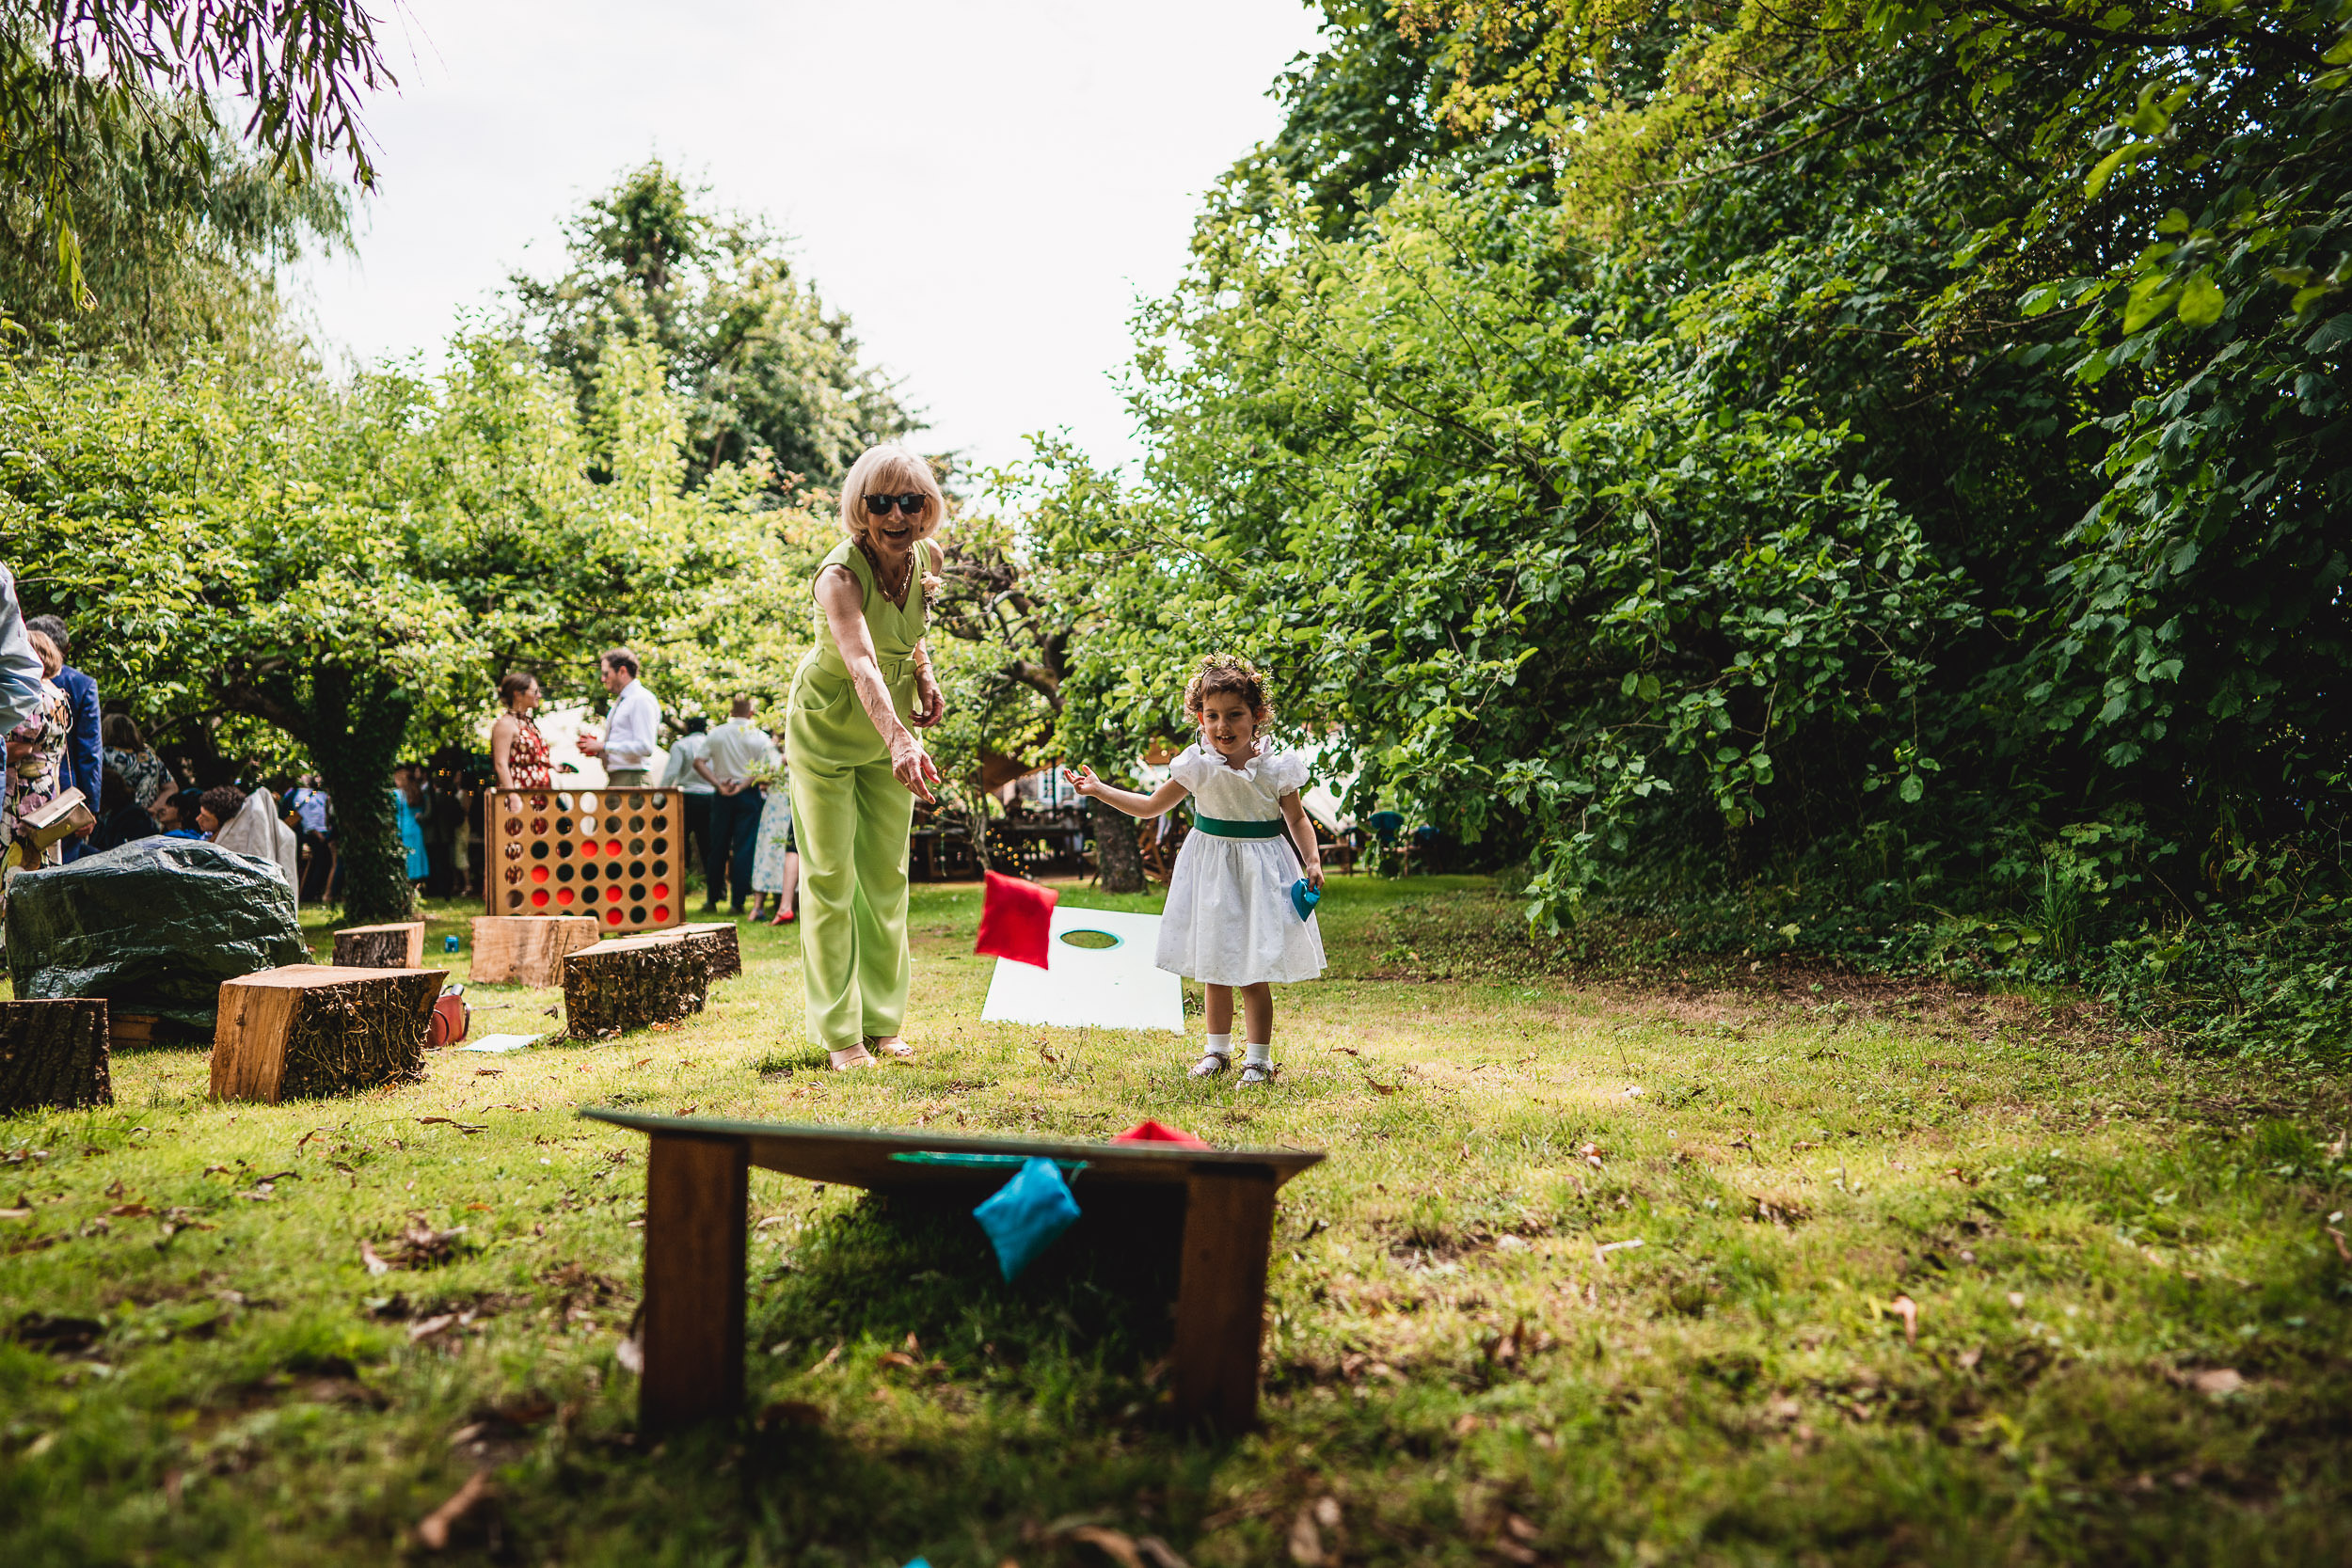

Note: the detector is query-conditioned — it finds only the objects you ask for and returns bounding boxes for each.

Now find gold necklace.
[861,539,914,605]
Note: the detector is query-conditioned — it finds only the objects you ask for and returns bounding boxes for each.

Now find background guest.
[392,764,429,887]
[91,766,159,850]
[698,695,780,916]
[286,775,334,901]
[4,628,73,877]
[489,671,552,790]
[197,784,246,837]
[662,714,713,883]
[102,713,176,810]
[577,647,657,784]
[750,738,798,925]
[157,787,207,839]
[24,615,99,862]
[0,565,49,736]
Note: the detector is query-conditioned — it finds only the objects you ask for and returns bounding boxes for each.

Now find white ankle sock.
[1202,1033,1232,1058]
[1244,1041,1272,1068]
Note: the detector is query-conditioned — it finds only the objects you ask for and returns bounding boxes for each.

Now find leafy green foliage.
[507,160,919,490]
[1,1,390,307]
[0,336,762,919]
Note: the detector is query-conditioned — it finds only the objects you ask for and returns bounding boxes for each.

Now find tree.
[508,160,920,490]
[924,495,1151,892]
[0,336,758,923]
[2,0,389,309]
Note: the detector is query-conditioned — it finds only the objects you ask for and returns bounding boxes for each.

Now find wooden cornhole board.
[582,1109,1323,1435]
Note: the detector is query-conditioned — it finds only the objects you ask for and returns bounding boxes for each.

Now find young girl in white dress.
[1066,655,1325,1085]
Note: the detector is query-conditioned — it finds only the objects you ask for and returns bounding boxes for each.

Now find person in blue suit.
[24,616,98,862]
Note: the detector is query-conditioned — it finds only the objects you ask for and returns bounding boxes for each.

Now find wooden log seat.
[662,922,742,981]
[469,915,600,987]
[210,964,443,1103]
[580,1109,1324,1435]
[331,920,426,970]
[0,998,112,1112]
[561,936,710,1038]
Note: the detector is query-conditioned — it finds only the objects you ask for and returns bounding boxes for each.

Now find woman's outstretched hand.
[911,672,945,729]
[1062,765,1102,798]
[891,732,942,802]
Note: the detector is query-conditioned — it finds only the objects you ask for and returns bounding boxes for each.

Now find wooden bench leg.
[1171,1165,1279,1434]
[640,1132,748,1433]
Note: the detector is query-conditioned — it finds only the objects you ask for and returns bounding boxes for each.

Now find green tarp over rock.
[5,839,308,1028]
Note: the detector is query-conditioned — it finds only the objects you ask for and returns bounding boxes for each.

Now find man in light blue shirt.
[660,715,714,894]
[0,566,47,736]
[578,647,660,786]
[697,697,782,915]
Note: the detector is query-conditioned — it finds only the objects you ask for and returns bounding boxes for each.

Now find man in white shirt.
[697,696,781,915]
[577,648,660,785]
[660,716,714,894]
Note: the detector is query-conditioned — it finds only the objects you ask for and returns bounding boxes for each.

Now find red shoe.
[771,910,796,926]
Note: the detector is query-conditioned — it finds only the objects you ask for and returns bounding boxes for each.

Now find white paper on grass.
[980,906,1184,1034]
[461,1032,544,1053]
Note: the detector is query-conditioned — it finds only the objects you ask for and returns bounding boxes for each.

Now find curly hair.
[199,784,247,826]
[1183,654,1270,720]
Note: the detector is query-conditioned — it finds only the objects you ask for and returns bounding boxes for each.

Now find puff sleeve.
[1165,744,1219,793]
[1258,748,1311,798]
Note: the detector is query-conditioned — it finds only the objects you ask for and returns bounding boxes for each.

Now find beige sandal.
[828,1046,878,1071]
[864,1035,915,1060]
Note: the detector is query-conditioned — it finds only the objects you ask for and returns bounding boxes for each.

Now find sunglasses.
[863,492,928,516]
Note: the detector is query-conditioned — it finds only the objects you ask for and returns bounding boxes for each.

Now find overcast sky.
[290,0,1327,477]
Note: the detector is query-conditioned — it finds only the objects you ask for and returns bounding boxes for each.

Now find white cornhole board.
[980,905,1184,1033]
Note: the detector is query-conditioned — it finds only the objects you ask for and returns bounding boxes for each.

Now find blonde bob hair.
[837,444,946,547]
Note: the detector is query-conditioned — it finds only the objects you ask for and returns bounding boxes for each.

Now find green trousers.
[787,661,916,1051]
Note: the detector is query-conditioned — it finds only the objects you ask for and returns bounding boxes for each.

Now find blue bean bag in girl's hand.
[1290,877,1321,922]
[972,1157,1082,1281]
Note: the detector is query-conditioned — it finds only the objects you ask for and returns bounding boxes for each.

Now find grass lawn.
[4,875,2349,1565]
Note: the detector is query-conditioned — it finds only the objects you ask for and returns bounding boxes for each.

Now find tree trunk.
[0,1000,112,1112]
[1091,796,1146,894]
[310,664,417,926]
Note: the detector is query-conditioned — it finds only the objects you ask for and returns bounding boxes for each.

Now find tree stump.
[0,1000,112,1112]
[211,964,442,1103]
[470,916,600,987]
[331,921,425,970]
[666,923,743,981]
[563,937,710,1038]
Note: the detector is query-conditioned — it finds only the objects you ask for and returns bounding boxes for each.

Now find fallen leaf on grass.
[417,1117,486,1135]
[1890,1293,1919,1344]
[360,1240,391,1276]
[1327,1046,1360,1056]
[2189,1368,2246,1396]
[615,1333,644,1374]
[0,1208,31,1221]
[1065,1524,1151,1568]
[1361,1075,1398,1096]
[2326,1227,2351,1264]
[415,1467,494,1551]
[1286,1508,1325,1566]
[408,1313,459,1343]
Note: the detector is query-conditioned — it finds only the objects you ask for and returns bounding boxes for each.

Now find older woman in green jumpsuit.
[789,444,947,1070]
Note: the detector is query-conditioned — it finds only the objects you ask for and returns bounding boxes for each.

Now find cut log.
[563,936,710,1038]
[210,965,442,1104]
[0,999,111,1112]
[664,923,742,981]
[332,921,425,970]
[469,915,600,987]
